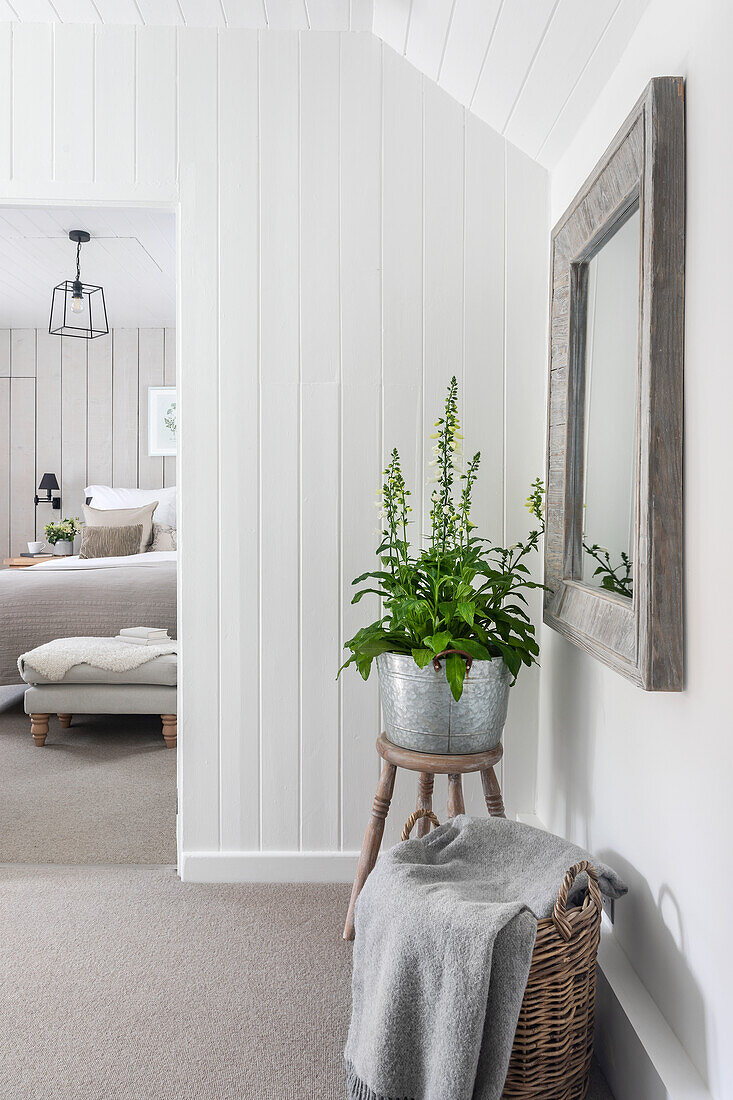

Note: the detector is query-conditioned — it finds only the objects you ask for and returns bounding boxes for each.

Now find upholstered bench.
[20,653,177,748]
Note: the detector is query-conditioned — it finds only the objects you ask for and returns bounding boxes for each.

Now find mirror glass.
[581,206,640,599]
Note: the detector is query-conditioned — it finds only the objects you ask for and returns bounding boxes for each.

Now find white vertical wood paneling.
[259,31,301,850]
[10,330,35,376]
[112,328,139,487]
[136,26,177,186]
[137,328,165,489]
[0,25,11,182]
[0,331,9,377]
[405,0,454,81]
[300,33,340,385]
[340,31,382,849]
[178,26,220,851]
[381,47,424,845]
[0,24,551,861]
[218,28,260,851]
[0,379,9,557]
[299,31,341,850]
[60,339,87,519]
[9,377,34,556]
[12,24,53,183]
[95,25,136,185]
[439,0,503,107]
[34,330,61,535]
[502,144,548,818]
[86,332,113,488]
[462,116,504,546]
[300,383,340,849]
[53,24,94,182]
[163,327,177,488]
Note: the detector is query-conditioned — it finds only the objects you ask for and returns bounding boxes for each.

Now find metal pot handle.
[432,649,473,673]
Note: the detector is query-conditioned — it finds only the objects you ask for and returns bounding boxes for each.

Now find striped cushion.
[79,524,144,559]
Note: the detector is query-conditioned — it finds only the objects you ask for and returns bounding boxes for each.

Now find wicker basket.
[402,810,603,1100]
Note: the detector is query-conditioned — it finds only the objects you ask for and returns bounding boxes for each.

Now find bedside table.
[3,556,54,569]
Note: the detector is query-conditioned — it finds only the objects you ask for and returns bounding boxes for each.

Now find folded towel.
[19,636,177,682]
[115,633,170,645]
[345,815,627,1100]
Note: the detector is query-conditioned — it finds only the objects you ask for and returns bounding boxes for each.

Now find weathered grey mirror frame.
[544,77,685,690]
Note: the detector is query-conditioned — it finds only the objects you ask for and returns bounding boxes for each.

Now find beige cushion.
[79,524,143,559]
[20,652,178,686]
[24,683,176,715]
[151,522,177,552]
[83,501,158,552]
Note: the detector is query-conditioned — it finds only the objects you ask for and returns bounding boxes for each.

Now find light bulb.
[70,279,84,314]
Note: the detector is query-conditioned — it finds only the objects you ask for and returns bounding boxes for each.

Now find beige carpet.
[0,686,176,864]
[0,867,614,1099]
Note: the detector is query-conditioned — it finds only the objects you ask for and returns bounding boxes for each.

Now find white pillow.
[85,485,176,528]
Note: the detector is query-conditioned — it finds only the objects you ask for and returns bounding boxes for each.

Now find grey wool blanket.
[345,815,627,1100]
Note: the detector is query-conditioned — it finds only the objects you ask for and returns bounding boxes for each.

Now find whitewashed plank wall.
[0,24,548,872]
[0,327,176,560]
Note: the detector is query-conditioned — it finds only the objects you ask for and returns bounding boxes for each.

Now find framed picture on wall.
[148,386,177,457]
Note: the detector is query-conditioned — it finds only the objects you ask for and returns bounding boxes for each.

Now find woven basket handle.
[552,861,603,941]
[401,808,441,841]
[432,649,473,672]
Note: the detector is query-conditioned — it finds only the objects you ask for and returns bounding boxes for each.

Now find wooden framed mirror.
[544,77,685,690]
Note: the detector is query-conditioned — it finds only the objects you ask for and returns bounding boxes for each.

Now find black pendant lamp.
[49,230,108,340]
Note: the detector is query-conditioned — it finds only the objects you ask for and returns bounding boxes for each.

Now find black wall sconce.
[35,472,61,510]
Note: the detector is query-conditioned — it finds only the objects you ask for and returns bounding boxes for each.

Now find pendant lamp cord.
[76,239,81,283]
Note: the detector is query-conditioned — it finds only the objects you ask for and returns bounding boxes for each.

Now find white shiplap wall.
[0,24,548,875]
[0,327,176,561]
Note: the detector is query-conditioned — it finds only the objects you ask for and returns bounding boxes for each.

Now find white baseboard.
[520,813,711,1100]
[179,849,359,883]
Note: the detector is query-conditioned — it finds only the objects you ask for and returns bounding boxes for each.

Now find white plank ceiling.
[0,0,650,167]
[0,206,175,327]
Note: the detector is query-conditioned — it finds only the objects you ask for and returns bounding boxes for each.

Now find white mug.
[28,541,45,555]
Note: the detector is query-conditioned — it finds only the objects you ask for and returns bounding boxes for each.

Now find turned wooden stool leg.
[481,766,506,818]
[343,761,397,941]
[446,773,466,818]
[57,714,72,728]
[161,715,177,748]
[30,714,51,747]
[415,772,434,837]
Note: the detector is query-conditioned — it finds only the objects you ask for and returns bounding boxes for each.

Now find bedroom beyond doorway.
[0,204,178,866]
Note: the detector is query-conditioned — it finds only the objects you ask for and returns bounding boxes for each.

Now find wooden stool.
[343,733,505,940]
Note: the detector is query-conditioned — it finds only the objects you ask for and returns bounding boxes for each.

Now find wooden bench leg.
[481,766,506,818]
[343,761,397,941]
[57,714,72,728]
[161,714,177,748]
[447,773,466,817]
[416,772,434,837]
[30,714,51,747]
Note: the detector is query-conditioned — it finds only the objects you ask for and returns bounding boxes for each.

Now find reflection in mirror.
[581,207,640,599]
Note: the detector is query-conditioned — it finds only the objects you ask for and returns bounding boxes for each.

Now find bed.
[0,550,177,686]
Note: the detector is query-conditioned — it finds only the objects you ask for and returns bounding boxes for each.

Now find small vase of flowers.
[45,517,81,556]
[339,377,545,755]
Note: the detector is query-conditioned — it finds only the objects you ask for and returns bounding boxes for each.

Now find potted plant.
[44,517,81,556]
[339,377,545,755]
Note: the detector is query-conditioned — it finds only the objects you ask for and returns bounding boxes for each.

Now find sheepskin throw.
[19,636,177,683]
[345,815,627,1100]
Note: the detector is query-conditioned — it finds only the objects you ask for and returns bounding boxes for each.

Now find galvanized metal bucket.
[376,650,510,755]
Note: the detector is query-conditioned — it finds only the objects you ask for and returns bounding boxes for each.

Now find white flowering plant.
[339,377,546,701]
[44,517,81,545]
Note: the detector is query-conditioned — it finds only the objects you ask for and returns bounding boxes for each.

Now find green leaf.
[411,648,434,669]
[423,631,452,655]
[445,653,466,701]
[457,602,475,627]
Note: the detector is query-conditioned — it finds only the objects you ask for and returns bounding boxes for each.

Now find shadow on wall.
[597,849,710,1093]
[541,632,599,850]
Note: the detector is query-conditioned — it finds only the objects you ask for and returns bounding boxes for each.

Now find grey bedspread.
[0,561,177,686]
